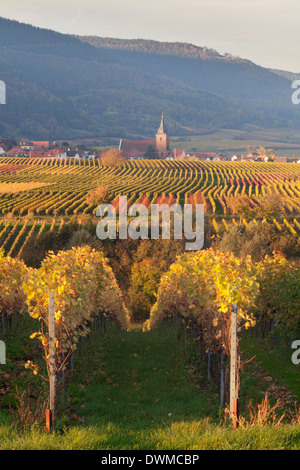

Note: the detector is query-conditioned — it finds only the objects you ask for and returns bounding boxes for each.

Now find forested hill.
[77,36,251,63]
[0,17,299,141]
[76,35,296,104]
[269,68,300,82]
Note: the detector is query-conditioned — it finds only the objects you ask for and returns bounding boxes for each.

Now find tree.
[256,192,285,220]
[100,148,125,166]
[85,184,110,207]
[226,194,256,220]
[226,192,285,221]
[257,146,274,157]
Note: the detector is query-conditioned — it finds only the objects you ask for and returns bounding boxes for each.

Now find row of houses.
[0,133,298,163]
[0,138,98,159]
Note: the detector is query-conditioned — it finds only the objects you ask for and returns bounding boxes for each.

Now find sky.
[1,0,300,72]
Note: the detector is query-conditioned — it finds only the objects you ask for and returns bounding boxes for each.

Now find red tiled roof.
[6,147,28,156]
[28,148,64,158]
[32,141,50,148]
[27,150,47,158]
[46,148,65,158]
[120,139,156,154]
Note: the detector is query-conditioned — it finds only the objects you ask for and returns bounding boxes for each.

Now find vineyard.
[0,157,300,222]
[0,215,299,261]
[0,155,299,449]
[0,217,81,260]
[146,249,300,407]
[0,241,299,447]
[0,156,300,257]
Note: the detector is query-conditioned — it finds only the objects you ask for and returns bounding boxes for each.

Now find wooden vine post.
[230,302,239,428]
[46,291,56,433]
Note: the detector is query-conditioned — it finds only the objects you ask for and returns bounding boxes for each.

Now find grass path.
[0,323,300,449]
[69,324,220,448]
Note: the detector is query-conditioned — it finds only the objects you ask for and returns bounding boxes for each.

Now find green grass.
[1,417,300,450]
[240,334,300,402]
[0,322,299,449]
[170,127,300,157]
[68,324,220,434]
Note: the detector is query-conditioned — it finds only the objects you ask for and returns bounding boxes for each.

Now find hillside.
[0,17,299,140]
[269,69,300,82]
[77,36,250,62]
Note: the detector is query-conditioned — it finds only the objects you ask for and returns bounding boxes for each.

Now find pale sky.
[1,0,300,72]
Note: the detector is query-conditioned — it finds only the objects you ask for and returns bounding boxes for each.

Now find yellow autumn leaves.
[0,248,27,316]
[147,248,288,356]
[22,246,131,354]
[0,246,130,361]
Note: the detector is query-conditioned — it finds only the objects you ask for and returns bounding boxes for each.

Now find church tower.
[156,113,169,158]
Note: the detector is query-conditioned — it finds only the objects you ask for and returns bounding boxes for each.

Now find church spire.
[156,113,169,158]
[157,112,168,135]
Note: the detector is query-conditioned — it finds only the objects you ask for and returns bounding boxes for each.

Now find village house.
[27,148,67,159]
[6,146,28,157]
[0,144,7,156]
[0,136,99,160]
[17,138,35,150]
